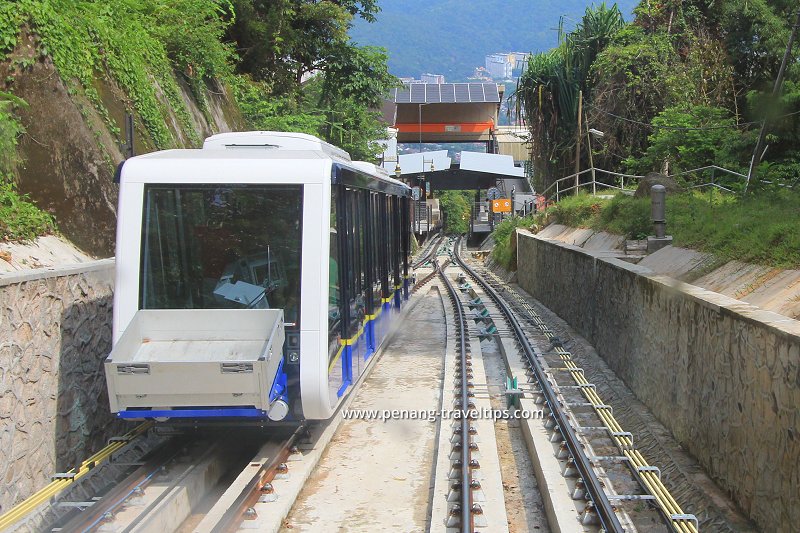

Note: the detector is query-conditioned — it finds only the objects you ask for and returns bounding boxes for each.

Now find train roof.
[118,132,410,196]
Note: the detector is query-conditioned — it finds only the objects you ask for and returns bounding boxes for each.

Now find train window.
[391,196,399,289]
[380,195,390,299]
[391,196,400,289]
[344,188,367,339]
[402,196,410,279]
[370,193,383,311]
[329,186,342,364]
[139,185,303,328]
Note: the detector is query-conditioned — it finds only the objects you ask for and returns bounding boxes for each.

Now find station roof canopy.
[391,83,500,104]
[388,83,504,143]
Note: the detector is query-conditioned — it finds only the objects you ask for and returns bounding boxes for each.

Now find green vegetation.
[1,0,235,148]
[490,216,533,270]
[437,191,473,234]
[0,182,55,241]
[224,1,396,160]
[495,191,800,269]
[668,192,800,268]
[0,92,54,241]
[517,1,800,191]
[0,0,395,242]
[509,1,800,272]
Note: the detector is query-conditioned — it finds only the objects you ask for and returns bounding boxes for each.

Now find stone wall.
[0,260,122,513]
[516,229,800,533]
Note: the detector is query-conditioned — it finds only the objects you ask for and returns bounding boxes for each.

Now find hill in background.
[349,0,638,81]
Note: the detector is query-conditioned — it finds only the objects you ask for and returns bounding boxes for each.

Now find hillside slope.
[349,0,638,80]
[3,31,242,256]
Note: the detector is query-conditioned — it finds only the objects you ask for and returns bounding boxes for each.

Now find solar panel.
[410,84,425,103]
[468,83,483,102]
[391,83,499,104]
[484,84,500,102]
[454,84,470,102]
[425,84,441,103]
[441,84,456,103]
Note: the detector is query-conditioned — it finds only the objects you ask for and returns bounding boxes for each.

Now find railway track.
[2,428,304,533]
[436,256,477,532]
[413,232,444,269]
[0,423,158,532]
[3,234,704,533]
[448,236,698,533]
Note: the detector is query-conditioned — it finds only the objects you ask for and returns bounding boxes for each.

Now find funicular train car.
[105,132,411,422]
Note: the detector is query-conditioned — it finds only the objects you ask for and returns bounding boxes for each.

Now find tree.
[225,0,395,161]
[320,44,395,108]
[627,105,749,180]
[226,0,380,95]
[515,2,625,185]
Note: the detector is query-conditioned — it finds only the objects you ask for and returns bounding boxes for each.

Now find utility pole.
[574,90,582,196]
[121,113,135,159]
[745,8,800,192]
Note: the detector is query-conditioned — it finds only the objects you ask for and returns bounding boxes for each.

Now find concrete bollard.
[647,184,673,254]
[651,185,666,238]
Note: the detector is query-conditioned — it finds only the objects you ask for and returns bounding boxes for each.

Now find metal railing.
[540,164,751,202]
[540,168,645,202]
[674,165,747,193]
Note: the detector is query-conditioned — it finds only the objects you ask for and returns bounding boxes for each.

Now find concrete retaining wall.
[0,260,122,513]
[516,229,799,532]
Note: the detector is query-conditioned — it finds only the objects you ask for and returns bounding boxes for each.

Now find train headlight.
[267,397,290,421]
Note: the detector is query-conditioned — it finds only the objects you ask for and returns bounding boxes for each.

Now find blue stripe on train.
[118,408,266,418]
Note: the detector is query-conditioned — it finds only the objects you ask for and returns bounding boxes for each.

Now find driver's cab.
[214,250,288,309]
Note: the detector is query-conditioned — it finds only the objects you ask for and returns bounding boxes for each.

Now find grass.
[668,191,800,268]
[491,190,800,270]
[491,215,535,269]
[0,181,55,242]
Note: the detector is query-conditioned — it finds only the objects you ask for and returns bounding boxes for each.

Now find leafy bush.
[0,182,55,241]
[547,194,607,227]
[437,191,472,234]
[491,215,534,270]
[597,194,651,239]
[232,77,325,135]
[626,105,750,180]
[534,190,800,268]
[0,93,54,242]
[0,92,24,175]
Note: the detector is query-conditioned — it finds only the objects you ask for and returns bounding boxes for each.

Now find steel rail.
[0,422,153,531]
[478,267,698,533]
[436,254,473,533]
[412,233,444,269]
[212,424,306,533]
[52,438,187,533]
[452,237,625,533]
[411,259,450,294]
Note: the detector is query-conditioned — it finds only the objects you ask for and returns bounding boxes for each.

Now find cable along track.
[451,237,698,533]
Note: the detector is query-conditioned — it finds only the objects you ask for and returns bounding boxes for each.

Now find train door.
[328,184,347,403]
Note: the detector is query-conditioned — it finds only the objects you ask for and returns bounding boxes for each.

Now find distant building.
[484,52,530,80]
[469,67,493,82]
[421,73,445,84]
[399,76,423,84]
[485,54,512,79]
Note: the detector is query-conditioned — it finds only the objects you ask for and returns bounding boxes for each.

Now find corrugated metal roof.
[392,83,500,104]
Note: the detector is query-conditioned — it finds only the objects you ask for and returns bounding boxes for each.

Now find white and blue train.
[105,132,412,421]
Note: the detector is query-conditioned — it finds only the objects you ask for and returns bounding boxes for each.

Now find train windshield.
[139,184,303,325]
